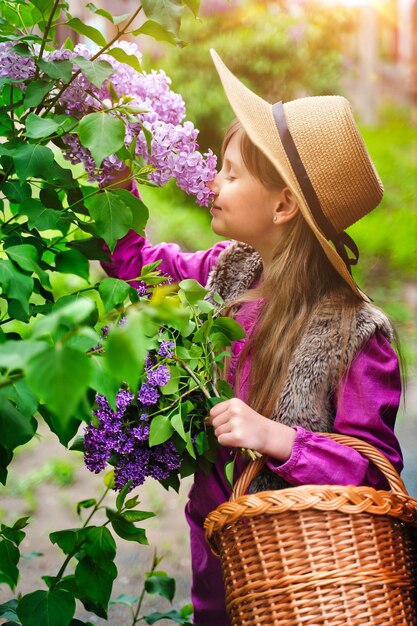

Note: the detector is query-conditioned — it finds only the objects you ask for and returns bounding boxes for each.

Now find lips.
[210,205,222,212]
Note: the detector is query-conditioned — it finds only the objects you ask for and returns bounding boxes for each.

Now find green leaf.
[26,344,93,422]
[185,430,196,459]
[8,379,38,423]
[7,142,55,181]
[6,244,42,273]
[170,411,186,441]
[68,236,110,262]
[0,340,48,371]
[89,356,120,407]
[149,413,175,446]
[179,279,208,305]
[74,57,114,89]
[141,0,184,35]
[55,249,90,280]
[212,317,246,341]
[0,539,19,589]
[66,18,107,47]
[78,111,125,167]
[86,190,132,251]
[98,277,131,313]
[37,58,73,82]
[116,480,132,512]
[145,572,175,602]
[25,112,60,138]
[83,526,116,561]
[22,198,61,231]
[17,589,76,626]
[49,528,85,555]
[105,310,149,390]
[122,510,155,523]
[1,181,31,204]
[0,599,18,620]
[111,517,148,544]
[0,396,37,452]
[85,4,130,25]
[133,20,178,46]
[224,456,236,490]
[109,593,138,606]
[30,0,55,14]
[76,499,96,516]
[109,189,149,236]
[75,557,117,608]
[106,47,142,72]
[85,3,130,24]
[144,609,192,625]
[0,260,33,314]
[32,298,96,339]
[184,0,200,17]
[23,79,54,107]
[39,405,80,447]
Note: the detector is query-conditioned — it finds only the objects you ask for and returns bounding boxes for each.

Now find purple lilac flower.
[158,340,175,358]
[138,382,160,405]
[147,364,170,387]
[42,41,217,203]
[148,440,181,481]
[114,447,151,490]
[136,281,148,297]
[85,387,182,491]
[0,42,36,84]
[84,389,135,471]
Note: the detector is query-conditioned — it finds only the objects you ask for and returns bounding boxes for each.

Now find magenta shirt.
[103,230,403,626]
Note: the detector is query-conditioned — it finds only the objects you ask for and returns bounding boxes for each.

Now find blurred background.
[1,1,415,623]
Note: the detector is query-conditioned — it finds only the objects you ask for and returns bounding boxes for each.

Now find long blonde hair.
[222,119,363,416]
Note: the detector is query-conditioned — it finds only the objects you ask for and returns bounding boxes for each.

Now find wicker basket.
[204,433,417,625]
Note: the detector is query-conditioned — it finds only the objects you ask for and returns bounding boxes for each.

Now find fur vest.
[205,242,394,492]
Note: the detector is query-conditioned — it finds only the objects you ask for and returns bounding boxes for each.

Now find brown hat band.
[272,102,359,276]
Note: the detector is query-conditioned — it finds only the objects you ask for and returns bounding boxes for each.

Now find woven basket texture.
[204,434,417,625]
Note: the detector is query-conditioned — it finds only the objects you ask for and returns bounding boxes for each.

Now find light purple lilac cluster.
[44,41,216,204]
[84,360,180,490]
[0,42,36,84]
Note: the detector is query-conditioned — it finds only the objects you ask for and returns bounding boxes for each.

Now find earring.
[273,216,278,223]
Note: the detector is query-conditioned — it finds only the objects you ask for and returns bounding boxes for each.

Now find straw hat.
[210,49,384,300]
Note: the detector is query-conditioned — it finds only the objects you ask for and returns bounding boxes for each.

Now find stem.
[41,6,143,117]
[50,486,110,591]
[35,0,61,76]
[172,356,211,400]
[0,373,23,387]
[131,550,159,625]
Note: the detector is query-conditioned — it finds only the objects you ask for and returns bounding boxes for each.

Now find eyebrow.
[223,157,241,169]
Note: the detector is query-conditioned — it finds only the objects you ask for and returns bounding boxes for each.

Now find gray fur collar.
[205,241,394,492]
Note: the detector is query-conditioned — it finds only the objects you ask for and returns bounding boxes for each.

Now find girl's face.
[208,130,284,257]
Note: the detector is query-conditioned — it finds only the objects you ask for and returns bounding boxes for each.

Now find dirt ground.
[0,426,194,625]
[0,384,416,626]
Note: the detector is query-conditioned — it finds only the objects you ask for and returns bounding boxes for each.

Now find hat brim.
[210,48,366,300]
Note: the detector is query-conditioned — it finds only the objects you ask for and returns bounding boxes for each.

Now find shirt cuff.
[266,425,307,477]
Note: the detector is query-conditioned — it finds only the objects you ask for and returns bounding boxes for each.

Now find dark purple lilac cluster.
[84,357,181,490]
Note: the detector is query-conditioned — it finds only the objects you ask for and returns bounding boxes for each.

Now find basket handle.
[231,432,407,500]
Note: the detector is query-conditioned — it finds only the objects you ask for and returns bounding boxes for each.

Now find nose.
[208,171,220,194]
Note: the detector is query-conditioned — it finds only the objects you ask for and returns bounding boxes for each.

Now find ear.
[272,187,299,225]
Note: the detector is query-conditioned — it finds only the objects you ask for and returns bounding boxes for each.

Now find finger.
[213,422,232,439]
[209,399,230,419]
[210,411,233,429]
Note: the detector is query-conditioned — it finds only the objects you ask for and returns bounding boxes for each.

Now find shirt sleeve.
[101,229,230,285]
[266,331,403,490]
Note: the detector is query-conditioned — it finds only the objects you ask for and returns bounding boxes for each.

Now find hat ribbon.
[272,102,359,275]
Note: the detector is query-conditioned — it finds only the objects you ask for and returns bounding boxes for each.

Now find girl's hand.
[208,398,296,462]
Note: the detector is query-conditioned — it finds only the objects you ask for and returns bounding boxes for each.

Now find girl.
[103,50,403,626]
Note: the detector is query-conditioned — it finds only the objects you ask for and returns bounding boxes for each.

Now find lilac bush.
[47,40,216,204]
